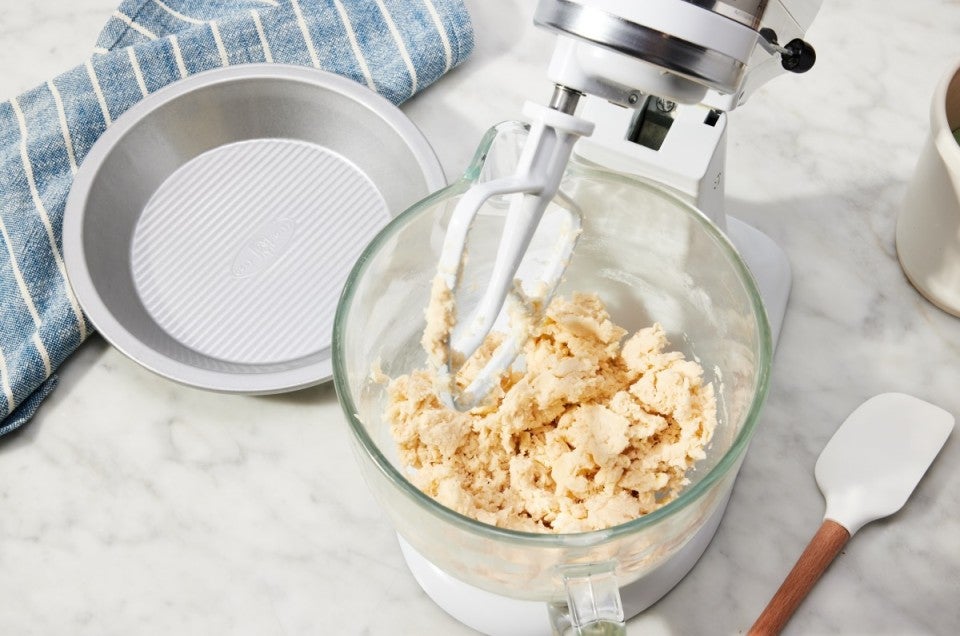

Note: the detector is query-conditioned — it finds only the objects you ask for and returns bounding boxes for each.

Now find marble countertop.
[2,1,959,634]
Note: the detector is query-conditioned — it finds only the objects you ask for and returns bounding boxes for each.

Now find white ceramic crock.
[897,59,960,316]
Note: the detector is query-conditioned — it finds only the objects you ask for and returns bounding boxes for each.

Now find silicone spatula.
[748,392,954,635]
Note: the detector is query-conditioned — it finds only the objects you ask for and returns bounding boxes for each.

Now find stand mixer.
[412,0,821,633]
[335,1,822,634]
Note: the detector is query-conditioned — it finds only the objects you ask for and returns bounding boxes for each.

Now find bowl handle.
[547,562,627,635]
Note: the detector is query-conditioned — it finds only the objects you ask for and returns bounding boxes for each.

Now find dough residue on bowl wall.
[383,292,717,533]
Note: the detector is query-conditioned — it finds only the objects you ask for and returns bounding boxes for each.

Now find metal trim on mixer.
[681,0,768,29]
[534,0,746,94]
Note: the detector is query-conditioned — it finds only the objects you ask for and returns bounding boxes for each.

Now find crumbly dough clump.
[385,293,716,533]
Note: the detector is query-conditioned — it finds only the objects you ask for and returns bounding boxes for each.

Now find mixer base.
[725,216,791,348]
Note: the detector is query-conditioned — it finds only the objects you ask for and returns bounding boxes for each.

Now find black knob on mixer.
[781,38,816,73]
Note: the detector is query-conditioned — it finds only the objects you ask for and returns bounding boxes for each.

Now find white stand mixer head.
[537,0,820,110]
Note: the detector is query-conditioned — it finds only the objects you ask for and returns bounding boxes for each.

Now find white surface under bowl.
[64,64,445,393]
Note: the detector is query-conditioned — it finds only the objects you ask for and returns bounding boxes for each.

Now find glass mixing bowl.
[333,122,772,633]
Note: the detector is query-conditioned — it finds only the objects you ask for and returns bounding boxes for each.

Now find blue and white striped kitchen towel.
[0,0,474,436]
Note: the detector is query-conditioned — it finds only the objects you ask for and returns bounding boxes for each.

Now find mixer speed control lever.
[759,28,817,74]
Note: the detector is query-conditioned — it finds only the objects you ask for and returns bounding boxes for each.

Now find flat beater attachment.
[423,102,594,411]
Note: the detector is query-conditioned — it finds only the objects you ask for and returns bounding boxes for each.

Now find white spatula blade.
[815,392,954,535]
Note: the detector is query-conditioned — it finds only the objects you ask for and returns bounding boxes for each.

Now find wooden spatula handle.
[748,519,851,636]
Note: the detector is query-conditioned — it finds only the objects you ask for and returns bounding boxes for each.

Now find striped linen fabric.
[0,0,474,436]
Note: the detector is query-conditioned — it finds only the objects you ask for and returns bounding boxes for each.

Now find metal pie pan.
[64,64,445,394]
